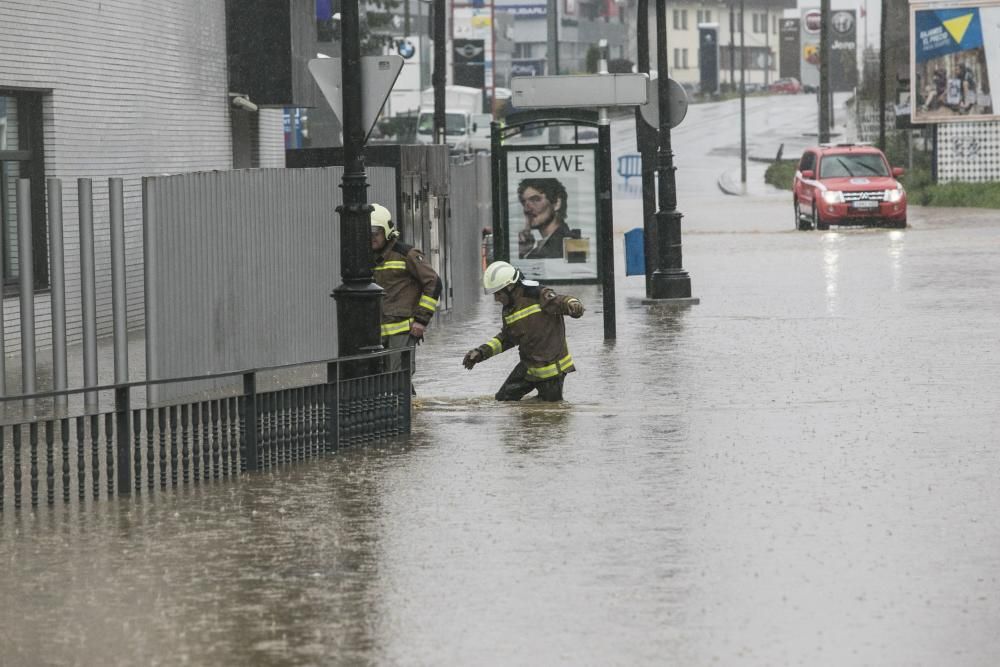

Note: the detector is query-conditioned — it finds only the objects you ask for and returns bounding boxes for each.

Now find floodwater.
[3,199,1000,666]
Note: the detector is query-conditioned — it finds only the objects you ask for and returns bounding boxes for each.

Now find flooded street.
[4,193,999,665]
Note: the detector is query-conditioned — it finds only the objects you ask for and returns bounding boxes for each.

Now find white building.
[0,1,303,357]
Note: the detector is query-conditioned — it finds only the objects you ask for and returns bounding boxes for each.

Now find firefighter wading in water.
[463,261,585,401]
[370,203,442,373]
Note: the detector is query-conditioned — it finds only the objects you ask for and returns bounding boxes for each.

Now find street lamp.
[332,0,384,372]
[634,0,657,296]
[648,0,694,302]
[740,0,746,185]
[819,0,831,143]
[432,0,445,144]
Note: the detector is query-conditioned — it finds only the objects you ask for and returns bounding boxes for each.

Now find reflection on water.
[4,214,1000,665]
[887,229,906,292]
[822,231,842,315]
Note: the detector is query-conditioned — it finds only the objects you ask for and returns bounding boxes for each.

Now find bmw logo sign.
[397,40,415,59]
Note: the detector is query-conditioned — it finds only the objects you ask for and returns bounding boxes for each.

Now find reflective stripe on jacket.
[374,239,443,334]
[476,284,577,381]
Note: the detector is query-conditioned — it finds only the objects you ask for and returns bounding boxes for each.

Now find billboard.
[800,8,821,89]
[454,39,486,89]
[911,1,1000,123]
[501,146,599,282]
[779,18,801,80]
[830,10,858,91]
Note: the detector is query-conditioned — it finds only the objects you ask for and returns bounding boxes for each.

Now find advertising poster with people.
[911,1,1000,123]
[503,146,599,282]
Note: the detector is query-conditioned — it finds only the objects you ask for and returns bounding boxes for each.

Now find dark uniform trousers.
[495,362,566,402]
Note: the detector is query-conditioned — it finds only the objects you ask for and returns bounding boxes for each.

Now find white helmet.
[483,260,521,294]
[370,203,399,239]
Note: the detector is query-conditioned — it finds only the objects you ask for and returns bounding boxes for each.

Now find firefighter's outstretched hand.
[463,349,482,370]
[566,298,585,318]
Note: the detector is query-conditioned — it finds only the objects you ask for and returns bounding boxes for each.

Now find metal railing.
[0,349,411,512]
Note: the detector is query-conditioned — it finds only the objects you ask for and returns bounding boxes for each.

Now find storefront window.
[0,91,47,290]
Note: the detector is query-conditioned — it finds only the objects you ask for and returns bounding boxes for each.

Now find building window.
[697,9,712,24]
[682,48,689,69]
[673,9,688,30]
[674,48,681,69]
[0,91,47,292]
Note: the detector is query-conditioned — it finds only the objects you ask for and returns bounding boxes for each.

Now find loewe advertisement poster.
[502,145,599,282]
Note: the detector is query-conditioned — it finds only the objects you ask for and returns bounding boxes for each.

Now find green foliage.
[765,160,797,191]
[585,45,600,74]
[608,58,634,74]
[902,168,1000,207]
[361,1,402,55]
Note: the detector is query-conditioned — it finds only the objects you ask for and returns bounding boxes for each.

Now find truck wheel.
[813,205,829,231]
[794,201,811,230]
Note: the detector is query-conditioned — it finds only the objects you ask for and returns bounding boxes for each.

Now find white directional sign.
[511,73,648,108]
[308,55,404,140]
[639,74,689,129]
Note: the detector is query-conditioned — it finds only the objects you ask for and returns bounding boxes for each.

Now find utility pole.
[764,7,770,87]
[546,0,559,143]
[740,0,746,185]
[649,0,694,302]
[433,0,446,145]
[729,4,736,91]
[333,0,384,373]
[878,0,887,151]
[819,0,831,143]
[635,0,657,296]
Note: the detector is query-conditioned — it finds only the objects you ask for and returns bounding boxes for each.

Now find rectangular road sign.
[511,73,648,108]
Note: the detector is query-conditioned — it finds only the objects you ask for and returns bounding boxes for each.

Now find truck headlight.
[822,190,844,204]
[885,186,904,203]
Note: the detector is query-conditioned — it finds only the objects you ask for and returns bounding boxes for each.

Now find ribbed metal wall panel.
[448,154,491,314]
[258,109,287,168]
[0,0,258,370]
[144,167,395,399]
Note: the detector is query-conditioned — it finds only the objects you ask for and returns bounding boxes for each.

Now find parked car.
[792,144,907,230]
[769,77,802,94]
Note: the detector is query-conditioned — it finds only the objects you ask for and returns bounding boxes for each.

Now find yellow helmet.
[370,203,398,239]
[483,260,521,294]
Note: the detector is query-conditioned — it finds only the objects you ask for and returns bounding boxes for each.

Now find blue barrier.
[617,154,642,187]
[624,228,645,276]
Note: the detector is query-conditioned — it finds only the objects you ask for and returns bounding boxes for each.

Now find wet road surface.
[3,193,999,665]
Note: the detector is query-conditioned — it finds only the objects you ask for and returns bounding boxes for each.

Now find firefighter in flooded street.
[462,261,585,401]
[370,203,442,373]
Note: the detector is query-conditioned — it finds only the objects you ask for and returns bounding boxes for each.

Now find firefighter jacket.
[373,239,442,338]
[475,283,579,381]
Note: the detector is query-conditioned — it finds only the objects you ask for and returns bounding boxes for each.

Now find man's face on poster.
[520,187,561,231]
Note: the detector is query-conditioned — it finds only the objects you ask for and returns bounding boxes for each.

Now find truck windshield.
[417,113,467,136]
[818,154,889,178]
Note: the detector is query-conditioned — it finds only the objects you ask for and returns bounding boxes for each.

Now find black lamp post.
[819,0,831,143]
[635,0,657,296]
[878,0,887,151]
[433,0,446,144]
[649,0,693,301]
[332,0,384,373]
